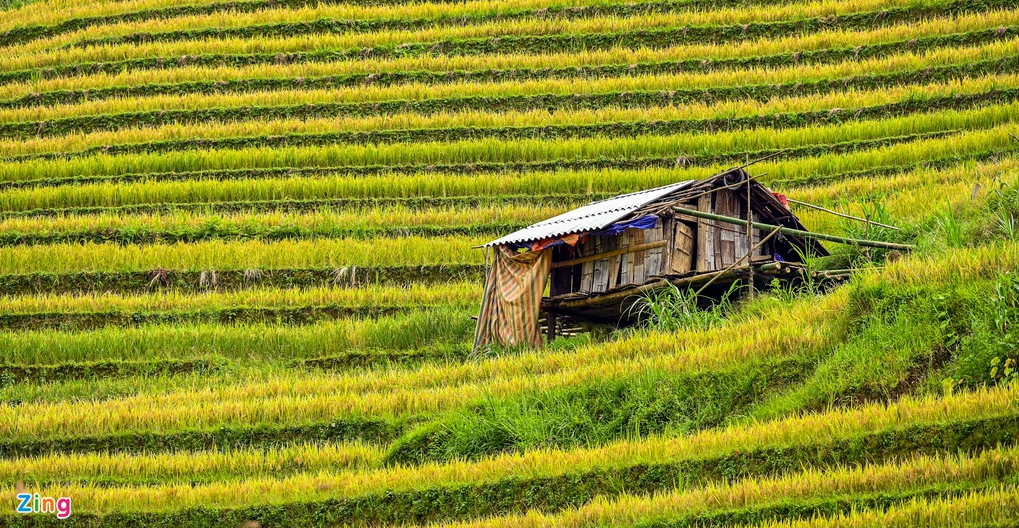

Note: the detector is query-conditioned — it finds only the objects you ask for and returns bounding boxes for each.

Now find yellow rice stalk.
[0,126,1015,206]
[9,3,1016,71]
[425,450,1019,528]
[0,282,478,314]
[1,441,383,483]
[0,0,744,39]
[0,0,230,32]
[729,488,1019,528]
[0,237,486,274]
[8,42,1019,125]
[6,0,926,54]
[0,204,560,235]
[2,384,1015,513]
[792,156,1018,231]
[871,243,1019,287]
[6,77,1019,161]
[3,15,1013,101]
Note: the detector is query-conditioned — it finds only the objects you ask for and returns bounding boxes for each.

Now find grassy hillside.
[1,0,1019,525]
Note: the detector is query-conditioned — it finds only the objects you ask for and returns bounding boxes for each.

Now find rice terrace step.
[1,0,1018,525]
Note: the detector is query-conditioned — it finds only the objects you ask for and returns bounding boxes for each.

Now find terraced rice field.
[2,0,1019,525]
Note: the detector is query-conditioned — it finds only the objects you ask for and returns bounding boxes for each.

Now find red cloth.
[773,192,789,208]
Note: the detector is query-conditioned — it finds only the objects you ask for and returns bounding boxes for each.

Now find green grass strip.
[0,195,596,219]
[0,265,486,296]
[1,0,1009,84]
[6,55,1016,140]
[0,417,405,459]
[0,282,479,330]
[0,308,476,364]
[0,0,801,47]
[0,132,952,191]
[4,26,1012,109]
[0,305,430,332]
[0,343,470,388]
[4,415,1014,523]
[0,358,227,387]
[0,222,524,246]
[62,0,808,50]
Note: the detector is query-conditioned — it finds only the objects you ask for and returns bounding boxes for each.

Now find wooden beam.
[696,193,715,270]
[671,206,915,251]
[546,310,557,341]
[551,240,668,269]
[551,262,791,311]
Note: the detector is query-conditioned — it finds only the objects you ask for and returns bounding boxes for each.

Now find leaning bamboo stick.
[786,198,900,230]
[671,206,914,251]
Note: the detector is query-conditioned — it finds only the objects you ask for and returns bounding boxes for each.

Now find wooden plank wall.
[571,218,667,294]
[552,188,779,296]
[714,190,742,268]
[693,189,763,271]
[696,194,716,271]
[628,228,646,285]
[591,236,616,294]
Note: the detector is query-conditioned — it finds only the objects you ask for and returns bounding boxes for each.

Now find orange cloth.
[560,233,581,246]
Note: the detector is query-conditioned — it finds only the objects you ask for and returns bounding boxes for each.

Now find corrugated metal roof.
[483,180,695,247]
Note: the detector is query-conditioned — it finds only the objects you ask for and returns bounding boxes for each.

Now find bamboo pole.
[671,206,915,251]
[746,176,754,300]
[786,198,900,230]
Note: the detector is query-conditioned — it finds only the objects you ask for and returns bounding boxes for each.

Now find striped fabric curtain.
[473,245,552,351]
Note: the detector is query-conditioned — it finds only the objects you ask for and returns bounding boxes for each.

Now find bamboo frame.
[671,206,914,251]
[786,198,901,230]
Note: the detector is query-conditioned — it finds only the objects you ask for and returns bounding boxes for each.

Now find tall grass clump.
[632,282,739,332]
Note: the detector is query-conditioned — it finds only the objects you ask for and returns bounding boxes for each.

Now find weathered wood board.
[630,229,646,285]
[618,230,631,286]
[580,238,594,293]
[644,218,663,279]
[592,236,617,293]
[696,194,715,271]
[672,220,694,273]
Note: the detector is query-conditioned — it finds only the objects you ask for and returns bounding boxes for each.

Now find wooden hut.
[473,168,828,349]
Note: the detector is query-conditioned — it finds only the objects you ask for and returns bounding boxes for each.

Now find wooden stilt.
[546,310,557,341]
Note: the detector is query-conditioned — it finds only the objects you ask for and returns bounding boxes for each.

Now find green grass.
[0,308,475,364]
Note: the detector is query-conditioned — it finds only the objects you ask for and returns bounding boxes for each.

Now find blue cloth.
[588,215,660,237]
